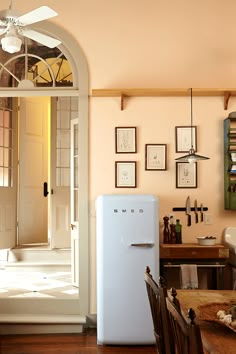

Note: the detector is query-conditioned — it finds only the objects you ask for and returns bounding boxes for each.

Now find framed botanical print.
[176,162,197,188]
[145,144,167,170]
[175,126,197,152]
[115,161,136,188]
[115,127,137,153]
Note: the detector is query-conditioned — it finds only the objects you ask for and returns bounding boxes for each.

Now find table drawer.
[160,244,229,259]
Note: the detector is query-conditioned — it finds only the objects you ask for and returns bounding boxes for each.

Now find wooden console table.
[160,243,229,290]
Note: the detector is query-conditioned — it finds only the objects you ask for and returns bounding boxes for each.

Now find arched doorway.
[0,20,89,316]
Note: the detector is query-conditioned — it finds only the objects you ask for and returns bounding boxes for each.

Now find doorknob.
[43,182,49,197]
[70,224,76,230]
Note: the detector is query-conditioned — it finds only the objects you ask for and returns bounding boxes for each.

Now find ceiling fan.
[0,1,61,53]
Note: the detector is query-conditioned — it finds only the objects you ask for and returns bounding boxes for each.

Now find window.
[0,42,73,88]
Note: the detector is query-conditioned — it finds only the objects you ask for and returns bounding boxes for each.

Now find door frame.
[0,21,89,316]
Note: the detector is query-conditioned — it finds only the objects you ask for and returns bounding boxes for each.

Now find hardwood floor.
[0,329,157,354]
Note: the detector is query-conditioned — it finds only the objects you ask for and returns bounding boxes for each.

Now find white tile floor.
[0,267,79,299]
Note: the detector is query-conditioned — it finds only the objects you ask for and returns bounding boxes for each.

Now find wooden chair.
[166,287,204,354]
[144,266,175,354]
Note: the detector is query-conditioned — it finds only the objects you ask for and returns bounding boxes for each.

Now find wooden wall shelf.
[91,88,236,110]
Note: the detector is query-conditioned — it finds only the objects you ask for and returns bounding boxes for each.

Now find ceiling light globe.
[1,35,22,54]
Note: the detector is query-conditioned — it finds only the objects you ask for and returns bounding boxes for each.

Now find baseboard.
[0,314,86,335]
[0,323,84,335]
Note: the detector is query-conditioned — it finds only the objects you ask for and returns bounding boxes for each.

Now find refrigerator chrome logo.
[113,208,144,213]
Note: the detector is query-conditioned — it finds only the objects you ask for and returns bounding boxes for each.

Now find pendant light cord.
[190,88,194,151]
[175,87,209,161]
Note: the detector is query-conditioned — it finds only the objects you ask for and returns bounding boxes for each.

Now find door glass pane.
[0,167,3,185]
[74,156,78,188]
[4,129,10,147]
[0,111,3,126]
[4,148,9,167]
[0,128,3,145]
[3,167,8,187]
[60,149,70,167]
[0,106,13,187]
[4,111,11,128]
[56,97,78,187]
[74,189,78,222]
[60,168,70,186]
[72,120,79,221]
[74,125,78,156]
[0,147,3,165]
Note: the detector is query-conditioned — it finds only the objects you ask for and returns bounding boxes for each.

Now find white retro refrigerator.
[96,194,159,345]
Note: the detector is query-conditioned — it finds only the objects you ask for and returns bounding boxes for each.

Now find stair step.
[0,298,86,334]
[8,248,71,263]
[5,261,70,272]
[0,298,80,315]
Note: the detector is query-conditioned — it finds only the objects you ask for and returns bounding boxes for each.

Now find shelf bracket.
[224,91,231,110]
[120,93,126,110]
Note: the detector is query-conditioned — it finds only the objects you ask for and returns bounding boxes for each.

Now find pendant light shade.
[175,88,209,163]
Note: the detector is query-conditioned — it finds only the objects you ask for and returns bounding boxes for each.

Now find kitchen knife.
[194,199,198,223]
[200,203,204,222]
[185,196,191,226]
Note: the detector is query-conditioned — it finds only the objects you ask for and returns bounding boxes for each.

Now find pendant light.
[175,88,209,163]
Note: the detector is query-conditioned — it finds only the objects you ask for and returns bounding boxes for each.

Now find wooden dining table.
[177,289,236,354]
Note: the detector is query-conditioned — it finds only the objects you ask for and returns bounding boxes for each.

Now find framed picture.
[176,162,197,188]
[115,127,137,153]
[115,161,136,188]
[175,126,197,152]
[145,144,167,170]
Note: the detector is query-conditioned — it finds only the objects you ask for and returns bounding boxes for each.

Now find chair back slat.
[144,266,175,354]
[166,287,204,354]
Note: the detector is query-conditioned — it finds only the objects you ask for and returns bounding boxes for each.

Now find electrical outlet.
[204,213,213,225]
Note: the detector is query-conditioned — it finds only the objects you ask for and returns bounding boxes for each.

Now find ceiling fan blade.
[21,29,61,48]
[17,6,58,26]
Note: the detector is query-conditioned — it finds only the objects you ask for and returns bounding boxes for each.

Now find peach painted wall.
[89,95,236,243]
[3,0,236,313]
[89,95,236,311]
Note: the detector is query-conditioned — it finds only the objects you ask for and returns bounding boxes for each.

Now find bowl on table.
[196,236,216,246]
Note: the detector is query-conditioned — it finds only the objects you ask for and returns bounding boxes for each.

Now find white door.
[18,97,49,245]
[71,118,79,287]
[0,101,17,249]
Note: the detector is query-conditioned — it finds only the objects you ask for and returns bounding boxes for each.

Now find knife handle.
[187,214,191,226]
[195,213,198,223]
[200,212,203,222]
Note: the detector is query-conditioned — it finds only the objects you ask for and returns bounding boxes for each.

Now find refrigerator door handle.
[130,243,154,248]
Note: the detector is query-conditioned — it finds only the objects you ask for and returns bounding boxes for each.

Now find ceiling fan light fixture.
[0,5,61,52]
[1,33,22,53]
